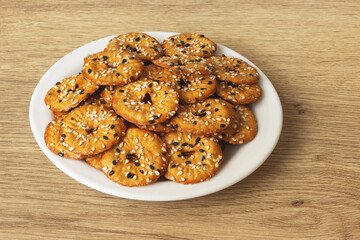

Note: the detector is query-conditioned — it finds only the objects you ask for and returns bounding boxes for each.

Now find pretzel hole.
[126,153,138,161]
[181,151,195,158]
[177,78,188,89]
[86,127,98,134]
[193,111,206,118]
[141,93,153,104]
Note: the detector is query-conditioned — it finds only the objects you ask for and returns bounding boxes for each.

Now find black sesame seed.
[195,137,201,145]
[230,92,235,95]
[200,149,205,153]
[149,120,155,124]
[119,89,124,93]
[200,88,206,90]
[148,83,153,88]
[200,34,205,37]
[129,57,135,59]
[122,59,127,63]
[220,124,226,128]
[112,160,117,165]
[58,100,62,103]
[214,108,219,112]
[71,117,74,120]
[153,115,159,119]
[150,165,155,170]
[201,155,205,161]
[203,50,208,54]
[103,56,108,61]
[182,143,188,147]
[172,142,179,146]
[110,124,115,129]
[185,161,191,164]
[87,69,92,74]
[87,93,91,97]
[57,90,61,93]
[176,44,181,47]
[109,170,115,176]
[57,152,64,157]
[103,136,108,140]
[61,134,66,138]
[180,40,185,44]
[171,38,174,41]
[171,164,176,168]
[116,148,121,153]
[126,173,133,178]
[249,73,254,77]
[174,124,178,129]
[193,121,197,125]
[125,44,130,48]
[222,132,226,138]
[134,162,140,166]
[140,170,144,174]
[205,103,210,107]
[156,169,161,174]
[116,73,120,77]
[135,37,140,41]
[187,37,192,40]
[151,47,159,52]
[200,45,205,48]
[181,50,187,54]
[130,76,134,80]
[189,144,194,148]
[56,82,61,85]
[114,133,118,137]
[208,81,213,84]
[184,43,190,47]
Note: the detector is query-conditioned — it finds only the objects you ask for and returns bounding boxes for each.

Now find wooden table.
[1,1,359,239]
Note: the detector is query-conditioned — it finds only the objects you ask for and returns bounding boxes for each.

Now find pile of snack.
[44,32,261,186]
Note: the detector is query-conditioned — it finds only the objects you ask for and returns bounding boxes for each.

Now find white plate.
[29,32,283,201]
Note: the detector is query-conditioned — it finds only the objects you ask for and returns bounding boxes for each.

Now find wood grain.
[1,0,359,239]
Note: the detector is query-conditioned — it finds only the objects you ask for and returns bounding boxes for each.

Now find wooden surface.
[1,0,359,239]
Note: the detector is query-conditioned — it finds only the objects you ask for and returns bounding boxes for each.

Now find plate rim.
[29,31,283,201]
